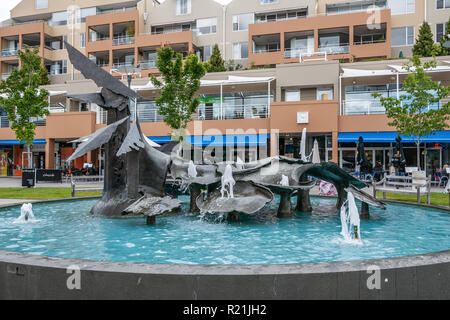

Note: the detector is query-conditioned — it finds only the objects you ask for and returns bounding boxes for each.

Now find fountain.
[14,203,36,223]
[340,192,361,242]
[63,42,385,227]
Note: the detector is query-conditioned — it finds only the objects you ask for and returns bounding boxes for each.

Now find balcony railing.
[343,99,442,115]
[198,104,269,120]
[353,39,386,45]
[1,73,10,80]
[112,62,135,69]
[254,47,281,54]
[284,48,311,59]
[318,44,350,54]
[0,116,9,128]
[343,100,385,115]
[139,60,157,70]
[2,49,18,57]
[113,36,135,46]
[89,35,110,42]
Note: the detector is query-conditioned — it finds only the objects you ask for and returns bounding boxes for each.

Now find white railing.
[1,73,10,80]
[318,44,350,54]
[343,100,386,115]
[112,36,135,46]
[0,116,9,128]
[299,51,328,62]
[284,48,311,59]
[2,49,18,57]
[139,60,157,70]
[198,104,269,121]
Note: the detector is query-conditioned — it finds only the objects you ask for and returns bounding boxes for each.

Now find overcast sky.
[0,0,231,23]
[0,0,21,23]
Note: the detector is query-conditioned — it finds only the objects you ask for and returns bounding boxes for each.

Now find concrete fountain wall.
[0,249,448,300]
[0,198,449,300]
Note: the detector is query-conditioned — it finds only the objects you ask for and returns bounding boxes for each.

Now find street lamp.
[215,0,234,61]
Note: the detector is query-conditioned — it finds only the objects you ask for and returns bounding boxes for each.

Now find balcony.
[1,49,18,57]
[113,35,135,46]
[139,60,157,70]
[318,44,350,54]
[248,9,391,66]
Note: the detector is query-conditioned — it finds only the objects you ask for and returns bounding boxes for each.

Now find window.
[232,42,248,59]
[203,46,213,61]
[391,26,414,46]
[196,18,217,35]
[387,0,415,15]
[317,88,333,101]
[176,0,191,15]
[285,90,300,102]
[232,13,254,31]
[49,11,69,26]
[437,0,450,9]
[36,0,48,9]
[80,33,86,48]
[62,35,67,49]
[260,0,278,4]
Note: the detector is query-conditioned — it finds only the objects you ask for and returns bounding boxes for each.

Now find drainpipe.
[424,0,427,23]
[222,5,226,61]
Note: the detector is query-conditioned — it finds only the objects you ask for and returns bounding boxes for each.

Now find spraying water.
[188,160,197,178]
[14,203,37,224]
[236,157,244,170]
[279,175,289,186]
[340,192,361,242]
[221,164,235,199]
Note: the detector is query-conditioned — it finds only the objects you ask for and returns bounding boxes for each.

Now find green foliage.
[204,44,226,73]
[0,46,50,146]
[412,22,435,57]
[439,17,450,56]
[150,46,205,137]
[372,56,450,169]
[225,59,243,71]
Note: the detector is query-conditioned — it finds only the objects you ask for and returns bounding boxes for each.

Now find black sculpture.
[65,42,178,220]
[392,135,406,175]
[356,136,372,175]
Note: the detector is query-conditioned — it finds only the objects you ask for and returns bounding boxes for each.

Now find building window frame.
[391,26,414,47]
[35,0,48,9]
[436,0,450,9]
[196,17,217,35]
[232,13,254,32]
[232,42,249,59]
[387,0,415,15]
[176,0,192,15]
[260,0,278,5]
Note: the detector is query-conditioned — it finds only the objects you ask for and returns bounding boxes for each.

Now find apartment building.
[0,0,449,178]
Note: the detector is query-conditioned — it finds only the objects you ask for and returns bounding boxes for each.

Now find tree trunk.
[417,142,421,171]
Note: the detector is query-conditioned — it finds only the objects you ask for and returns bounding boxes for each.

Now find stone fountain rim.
[0,197,449,275]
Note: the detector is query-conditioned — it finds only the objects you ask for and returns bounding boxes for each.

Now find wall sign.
[297,112,309,124]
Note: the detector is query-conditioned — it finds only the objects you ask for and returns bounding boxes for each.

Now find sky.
[0,0,21,23]
[0,0,231,23]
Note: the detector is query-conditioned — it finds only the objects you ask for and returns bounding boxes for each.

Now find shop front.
[338,131,450,175]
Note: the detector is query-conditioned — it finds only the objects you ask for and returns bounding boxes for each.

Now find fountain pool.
[0,196,448,265]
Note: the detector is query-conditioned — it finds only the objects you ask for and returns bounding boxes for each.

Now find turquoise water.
[0,196,449,265]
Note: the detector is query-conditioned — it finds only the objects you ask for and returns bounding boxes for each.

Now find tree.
[204,44,226,73]
[439,17,450,56]
[0,46,50,167]
[150,46,205,141]
[372,56,450,170]
[412,22,436,57]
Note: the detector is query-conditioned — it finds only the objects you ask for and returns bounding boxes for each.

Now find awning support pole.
[220,82,223,120]
[267,80,271,117]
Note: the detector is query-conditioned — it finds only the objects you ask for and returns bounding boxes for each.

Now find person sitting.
[373,162,384,182]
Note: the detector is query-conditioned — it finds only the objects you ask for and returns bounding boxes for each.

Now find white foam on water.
[13,203,39,224]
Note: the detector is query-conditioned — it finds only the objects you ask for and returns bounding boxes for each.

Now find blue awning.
[338,131,450,143]
[148,134,270,147]
[0,139,46,145]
